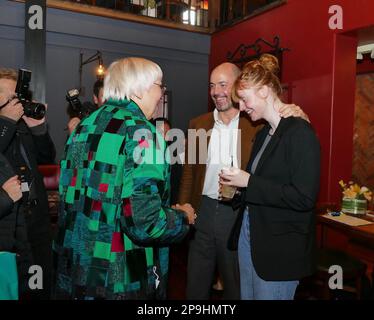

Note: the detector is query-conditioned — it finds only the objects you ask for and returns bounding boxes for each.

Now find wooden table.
[317,212,374,283]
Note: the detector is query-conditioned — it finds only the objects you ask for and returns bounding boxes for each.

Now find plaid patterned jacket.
[54,99,189,300]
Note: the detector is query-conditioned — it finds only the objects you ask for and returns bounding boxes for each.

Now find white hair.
[103,57,162,101]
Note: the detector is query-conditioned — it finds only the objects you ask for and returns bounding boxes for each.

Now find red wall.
[210,0,374,203]
[357,55,374,74]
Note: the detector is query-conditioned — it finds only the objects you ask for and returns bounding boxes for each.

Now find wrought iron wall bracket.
[226,36,290,66]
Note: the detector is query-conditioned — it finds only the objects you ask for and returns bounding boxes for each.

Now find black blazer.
[229,117,321,281]
[0,117,55,237]
[0,153,14,219]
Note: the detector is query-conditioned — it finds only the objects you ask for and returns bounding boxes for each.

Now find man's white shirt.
[202,108,240,200]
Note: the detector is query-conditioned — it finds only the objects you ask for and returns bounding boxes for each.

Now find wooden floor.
[166,237,373,300]
[167,237,224,300]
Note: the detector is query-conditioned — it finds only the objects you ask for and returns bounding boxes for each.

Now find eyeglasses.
[154,82,167,93]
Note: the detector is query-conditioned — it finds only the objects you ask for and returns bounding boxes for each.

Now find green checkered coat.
[54,99,189,300]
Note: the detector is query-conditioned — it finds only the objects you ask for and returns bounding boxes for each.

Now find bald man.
[178,62,308,300]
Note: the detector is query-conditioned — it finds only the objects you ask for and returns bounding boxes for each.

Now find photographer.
[0,154,22,217]
[0,152,31,298]
[0,68,56,299]
[66,79,104,134]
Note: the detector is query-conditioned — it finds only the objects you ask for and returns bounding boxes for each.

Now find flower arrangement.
[339,180,372,201]
[339,180,372,215]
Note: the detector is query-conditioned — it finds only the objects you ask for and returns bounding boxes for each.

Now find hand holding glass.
[220,167,239,201]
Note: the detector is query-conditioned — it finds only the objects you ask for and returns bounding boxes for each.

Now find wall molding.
[3,1,211,56]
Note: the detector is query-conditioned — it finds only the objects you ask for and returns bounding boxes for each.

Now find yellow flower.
[339,180,346,188]
[339,180,372,201]
[351,184,361,193]
[343,189,357,199]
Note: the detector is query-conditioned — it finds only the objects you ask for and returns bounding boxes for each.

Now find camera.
[66,88,96,120]
[15,69,46,120]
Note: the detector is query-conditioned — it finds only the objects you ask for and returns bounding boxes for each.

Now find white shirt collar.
[213,108,240,126]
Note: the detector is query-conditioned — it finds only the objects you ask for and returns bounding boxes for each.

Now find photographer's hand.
[2,175,22,202]
[23,103,47,127]
[0,97,24,122]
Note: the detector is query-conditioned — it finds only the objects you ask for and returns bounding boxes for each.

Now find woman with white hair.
[55,57,195,300]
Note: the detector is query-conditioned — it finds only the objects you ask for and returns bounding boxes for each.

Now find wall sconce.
[357,43,374,61]
[79,50,105,95]
[200,0,209,10]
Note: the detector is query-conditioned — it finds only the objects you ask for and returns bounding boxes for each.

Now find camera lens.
[23,102,46,120]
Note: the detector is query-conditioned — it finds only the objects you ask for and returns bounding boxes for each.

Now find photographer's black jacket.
[0,151,24,253]
[0,115,55,231]
[0,151,33,295]
[0,117,55,167]
[0,116,55,297]
[0,153,14,220]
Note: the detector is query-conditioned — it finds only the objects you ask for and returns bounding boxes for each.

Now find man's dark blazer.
[229,117,321,281]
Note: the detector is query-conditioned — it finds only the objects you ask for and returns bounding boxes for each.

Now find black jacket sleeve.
[245,123,321,212]
[29,123,56,164]
[0,153,15,219]
[0,188,13,219]
[0,116,17,153]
